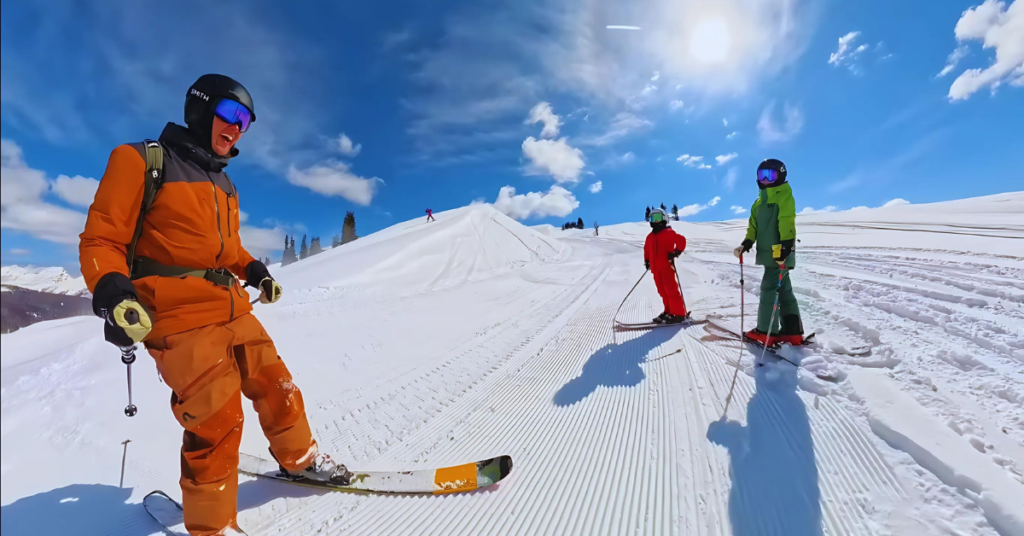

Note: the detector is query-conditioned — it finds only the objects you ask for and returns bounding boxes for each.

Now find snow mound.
[0,265,88,296]
[275,204,567,291]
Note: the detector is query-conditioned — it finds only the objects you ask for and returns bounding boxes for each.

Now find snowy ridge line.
[681,322,905,534]
[250,263,610,534]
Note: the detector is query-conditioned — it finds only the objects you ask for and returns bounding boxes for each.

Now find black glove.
[246,260,283,304]
[777,239,795,262]
[740,239,753,253]
[93,272,140,348]
[668,249,682,260]
[644,259,650,270]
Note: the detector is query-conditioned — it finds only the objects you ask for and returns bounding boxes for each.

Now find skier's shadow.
[553,327,679,407]
[707,364,823,536]
[0,480,321,535]
[0,483,139,535]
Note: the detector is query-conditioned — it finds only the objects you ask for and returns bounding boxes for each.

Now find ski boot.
[651,312,670,324]
[663,311,692,324]
[273,448,354,485]
[744,329,778,347]
[777,314,805,346]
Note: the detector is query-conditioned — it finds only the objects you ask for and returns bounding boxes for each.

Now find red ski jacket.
[644,227,686,269]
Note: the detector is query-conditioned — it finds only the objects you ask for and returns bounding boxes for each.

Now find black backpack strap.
[127,140,165,276]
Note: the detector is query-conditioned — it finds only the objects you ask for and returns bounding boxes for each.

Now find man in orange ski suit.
[80,74,345,536]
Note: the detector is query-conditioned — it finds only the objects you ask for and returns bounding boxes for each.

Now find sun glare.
[689,17,732,65]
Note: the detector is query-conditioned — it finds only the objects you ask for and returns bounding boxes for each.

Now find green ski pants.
[757,264,802,335]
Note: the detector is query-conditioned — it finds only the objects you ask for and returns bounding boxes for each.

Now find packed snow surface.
[0,265,88,296]
[1,194,1022,535]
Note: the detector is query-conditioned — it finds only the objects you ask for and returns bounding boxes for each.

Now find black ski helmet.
[757,158,787,187]
[184,74,256,147]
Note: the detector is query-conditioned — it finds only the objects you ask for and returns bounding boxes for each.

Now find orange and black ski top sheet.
[238,453,513,495]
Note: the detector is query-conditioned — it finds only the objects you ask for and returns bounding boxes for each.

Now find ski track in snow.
[2,197,1022,536]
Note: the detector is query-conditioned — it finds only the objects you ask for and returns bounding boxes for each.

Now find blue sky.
[2,0,1022,272]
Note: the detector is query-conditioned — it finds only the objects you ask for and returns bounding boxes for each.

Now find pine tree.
[331,234,340,248]
[281,235,298,266]
[660,203,666,211]
[645,206,651,222]
[310,237,323,256]
[577,217,584,229]
[342,211,358,244]
[671,204,679,220]
[299,235,309,260]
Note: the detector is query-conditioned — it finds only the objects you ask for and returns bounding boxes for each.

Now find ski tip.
[499,455,513,478]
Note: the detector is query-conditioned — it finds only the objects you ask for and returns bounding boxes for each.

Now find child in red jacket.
[644,208,688,324]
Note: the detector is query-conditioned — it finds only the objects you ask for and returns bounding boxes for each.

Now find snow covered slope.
[1,193,1022,536]
[1,265,88,296]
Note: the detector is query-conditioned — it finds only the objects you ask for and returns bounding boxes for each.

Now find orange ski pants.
[146,313,317,535]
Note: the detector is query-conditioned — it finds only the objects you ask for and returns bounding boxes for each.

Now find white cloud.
[334,133,363,158]
[677,196,722,218]
[849,206,870,212]
[651,71,661,81]
[581,112,653,146]
[669,100,685,112]
[606,151,636,167]
[492,185,579,220]
[52,175,99,207]
[722,118,729,126]
[730,205,747,215]
[522,136,586,183]
[239,225,287,261]
[1,139,87,245]
[716,153,739,166]
[606,25,642,31]
[828,31,866,69]
[525,102,562,138]
[939,46,971,77]
[882,198,911,207]
[724,167,739,191]
[286,160,384,205]
[676,154,712,169]
[589,181,603,193]
[9,248,30,255]
[239,210,249,223]
[757,101,804,142]
[799,206,837,214]
[726,131,738,140]
[945,0,1024,100]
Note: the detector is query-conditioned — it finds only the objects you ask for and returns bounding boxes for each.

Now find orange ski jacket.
[80,124,255,341]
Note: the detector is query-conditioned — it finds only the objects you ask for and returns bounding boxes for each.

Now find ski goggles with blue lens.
[214,98,254,132]
[757,168,779,184]
[650,212,666,223]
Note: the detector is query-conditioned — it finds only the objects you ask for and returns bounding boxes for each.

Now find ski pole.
[121,309,140,418]
[612,269,649,342]
[722,254,744,416]
[120,439,132,487]
[672,258,687,316]
[759,267,785,363]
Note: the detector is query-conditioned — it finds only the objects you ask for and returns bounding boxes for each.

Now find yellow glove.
[258,278,283,304]
[112,300,153,343]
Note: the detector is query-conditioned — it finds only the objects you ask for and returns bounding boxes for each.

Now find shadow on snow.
[553,326,679,407]
[707,362,823,536]
[1,478,321,535]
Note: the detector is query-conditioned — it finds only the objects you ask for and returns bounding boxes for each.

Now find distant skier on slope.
[426,208,435,222]
[644,208,689,324]
[80,74,350,536]
[733,158,805,346]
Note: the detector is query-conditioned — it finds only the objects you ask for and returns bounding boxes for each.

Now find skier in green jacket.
[733,158,805,346]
